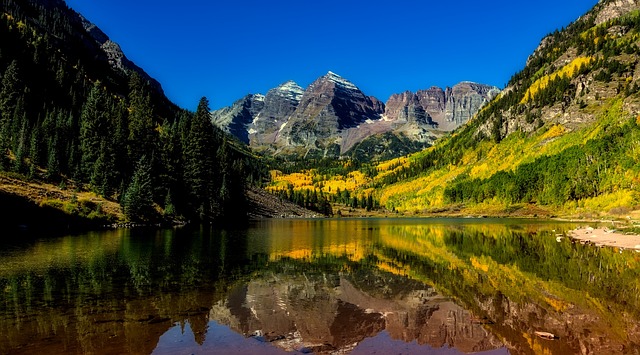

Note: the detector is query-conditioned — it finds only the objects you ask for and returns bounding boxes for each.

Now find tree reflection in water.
[0,219,639,354]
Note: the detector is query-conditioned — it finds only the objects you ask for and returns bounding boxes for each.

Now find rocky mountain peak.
[269,72,385,157]
[211,73,498,160]
[320,71,359,91]
[272,80,304,101]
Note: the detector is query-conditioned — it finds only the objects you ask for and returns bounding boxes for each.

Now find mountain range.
[211,72,499,160]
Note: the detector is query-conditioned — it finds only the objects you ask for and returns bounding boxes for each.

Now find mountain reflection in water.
[1,218,639,354]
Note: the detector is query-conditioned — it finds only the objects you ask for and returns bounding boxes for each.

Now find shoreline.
[567,227,640,250]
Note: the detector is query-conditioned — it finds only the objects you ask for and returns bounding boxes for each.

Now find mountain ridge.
[76,13,164,95]
[211,71,498,160]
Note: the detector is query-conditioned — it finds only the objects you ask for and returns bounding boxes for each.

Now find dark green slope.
[0,0,266,224]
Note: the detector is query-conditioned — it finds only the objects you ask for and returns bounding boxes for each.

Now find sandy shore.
[567,227,640,250]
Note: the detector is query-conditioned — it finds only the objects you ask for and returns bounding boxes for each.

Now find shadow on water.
[0,191,111,234]
[0,218,639,354]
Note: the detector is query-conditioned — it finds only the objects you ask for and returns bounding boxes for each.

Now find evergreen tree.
[91,141,117,197]
[183,97,217,219]
[0,60,21,148]
[218,175,230,212]
[216,138,247,218]
[111,100,129,183]
[79,81,109,179]
[160,120,182,191]
[123,156,154,222]
[366,195,373,211]
[9,96,26,151]
[127,73,155,164]
[46,135,60,181]
[13,119,27,174]
[163,189,176,217]
[29,123,43,167]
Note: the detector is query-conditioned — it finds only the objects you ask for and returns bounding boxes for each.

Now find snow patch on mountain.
[325,71,359,91]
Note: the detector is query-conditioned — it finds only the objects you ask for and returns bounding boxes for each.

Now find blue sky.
[65,0,599,110]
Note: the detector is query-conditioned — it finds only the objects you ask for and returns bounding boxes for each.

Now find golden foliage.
[376,157,408,172]
[470,257,489,272]
[541,124,566,140]
[267,167,372,197]
[520,56,594,104]
[270,170,282,180]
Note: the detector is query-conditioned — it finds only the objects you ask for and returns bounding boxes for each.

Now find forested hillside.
[5,0,640,224]
[0,0,265,224]
[268,0,640,219]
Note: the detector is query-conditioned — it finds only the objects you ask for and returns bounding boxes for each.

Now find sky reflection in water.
[1,218,639,354]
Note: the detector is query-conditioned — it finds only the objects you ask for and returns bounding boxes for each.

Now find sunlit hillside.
[268,3,640,220]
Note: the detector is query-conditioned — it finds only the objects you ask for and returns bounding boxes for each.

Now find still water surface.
[1,218,640,354]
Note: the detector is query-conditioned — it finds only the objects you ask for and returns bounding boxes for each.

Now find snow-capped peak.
[277,80,304,94]
[324,71,358,90]
[274,80,304,101]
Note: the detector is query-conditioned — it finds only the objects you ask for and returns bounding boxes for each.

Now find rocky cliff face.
[211,72,498,159]
[384,83,500,131]
[273,71,385,157]
[77,14,164,94]
[210,94,264,143]
[384,91,435,125]
[340,82,498,158]
[595,0,639,25]
[444,82,501,130]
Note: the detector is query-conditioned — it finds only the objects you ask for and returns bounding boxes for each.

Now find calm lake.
[1,218,640,354]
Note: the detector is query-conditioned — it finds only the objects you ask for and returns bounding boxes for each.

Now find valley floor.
[5,171,640,252]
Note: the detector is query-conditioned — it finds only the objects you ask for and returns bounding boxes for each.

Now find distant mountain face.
[211,72,499,160]
[384,83,501,130]
[273,72,387,158]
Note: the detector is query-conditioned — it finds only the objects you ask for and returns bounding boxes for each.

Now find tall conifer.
[79,82,108,179]
[127,73,155,164]
[123,156,154,221]
[183,97,217,218]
